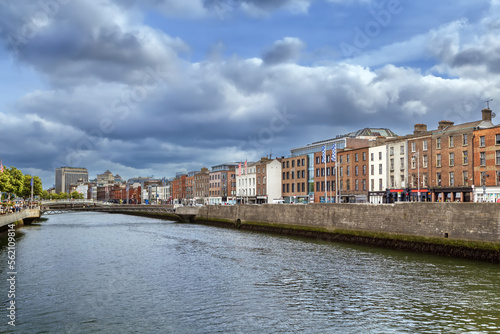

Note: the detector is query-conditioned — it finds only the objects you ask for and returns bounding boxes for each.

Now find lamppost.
[412,150,420,202]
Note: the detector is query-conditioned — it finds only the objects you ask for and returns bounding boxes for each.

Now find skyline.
[1,0,500,188]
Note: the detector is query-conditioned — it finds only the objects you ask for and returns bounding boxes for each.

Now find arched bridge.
[40,200,199,223]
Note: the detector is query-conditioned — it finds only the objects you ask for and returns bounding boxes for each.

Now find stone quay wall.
[197,203,500,243]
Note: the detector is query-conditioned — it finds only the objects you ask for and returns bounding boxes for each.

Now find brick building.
[473,118,500,202]
[209,163,238,205]
[255,157,282,204]
[281,155,309,203]
[194,168,209,204]
[317,146,369,203]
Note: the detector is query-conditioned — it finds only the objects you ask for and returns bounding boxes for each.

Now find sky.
[1,0,500,189]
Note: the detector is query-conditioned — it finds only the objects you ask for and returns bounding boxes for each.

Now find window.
[363,152,366,161]
[355,153,358,162]
[291,171,295,179]
[423,140,428,151]
[302,158,305,166]
[379,178,383,191]
[339,180,343,191]
[340,167,343,177]
[282,162,286,169]
[497,134,500,145]
[371,153,374,161]
[346,166,350,176]
[400,157,405,170]
[355,179,359,191]
[291,183,295,193]
[480,172,486,186]
[371,165,374,175]
[463,171,468,186]
[480,152,486,166]
[390,147,394,156]
[462,134,468,146]
[390,175,395,188]
[321,168,325,176]
[411,142,416,152]
[411,156,416,169]
[340,155,343,164]
[346,180,350,191]
[316,182,319,192]
[355,166,359,176]
[437,172,441,186]
[326,168,330,176]
[291,160,295,168]
[449,153,454,166]
[286,172,290,179]
[326,155,330,163]
[362,179,366,191]
[302,170,305,178]
[371,179,374,191]
[316,157,320,164]
[379,164,382,174]
[379,152,382,160]
[390,158,394,171]
[330,168,334,176]
[287,161,290,168]
[480,136,486,147]
[436,154,442,167]
[463,151,468,165]
[316,169,320,177]
[400,145,404,154]
[297,159,300,167]
[497,150,500,165]
[423,155,428,168]
[450,172,455,186]
[436,137,441,149]
[449,136,454,148]
[363,165,366,175]
[347,154,350,163]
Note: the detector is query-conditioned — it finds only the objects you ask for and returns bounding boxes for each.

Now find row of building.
[54,108,500,204]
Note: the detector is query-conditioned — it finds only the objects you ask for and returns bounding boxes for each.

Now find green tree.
[41,190,50,200]
[0,170,13,194]
[70,191,83,199]
[7,167,24,196]
[21,175,43,199]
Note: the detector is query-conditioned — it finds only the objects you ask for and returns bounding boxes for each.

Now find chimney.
[482,108,492,121]
[413,123,427,134]
[438,120,454,130]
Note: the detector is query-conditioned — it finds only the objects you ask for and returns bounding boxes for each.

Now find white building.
[260,159,282,203]
[368,144,388,203]
[236,162,257,204]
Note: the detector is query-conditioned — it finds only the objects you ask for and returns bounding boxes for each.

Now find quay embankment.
[0,209,41,231]
[193,203,500,263]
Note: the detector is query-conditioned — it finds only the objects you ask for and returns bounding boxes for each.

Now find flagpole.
[324,156,327,203]
[31,177,33,207]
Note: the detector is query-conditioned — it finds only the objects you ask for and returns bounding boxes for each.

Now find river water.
[0,212,499,333]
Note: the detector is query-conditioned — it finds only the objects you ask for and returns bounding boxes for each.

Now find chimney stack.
[482,108,492,121]
[438,120,454,130]
[413,123,427,134]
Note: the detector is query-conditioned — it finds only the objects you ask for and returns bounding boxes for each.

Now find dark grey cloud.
[452,47,500,74]
[262,37,305,65]
[0,0,186,86]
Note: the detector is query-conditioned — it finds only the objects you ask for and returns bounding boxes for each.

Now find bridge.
[0,209,41,229]
[40,200,200,223]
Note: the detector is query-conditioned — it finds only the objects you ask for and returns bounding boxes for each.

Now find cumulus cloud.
[262,37,305,65]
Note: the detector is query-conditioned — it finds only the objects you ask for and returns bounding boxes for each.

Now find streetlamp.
[412,150,420,202]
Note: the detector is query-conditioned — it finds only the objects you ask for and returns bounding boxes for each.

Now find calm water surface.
[0,212,499,333]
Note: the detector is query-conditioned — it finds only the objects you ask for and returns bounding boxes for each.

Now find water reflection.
[0,212,498,333]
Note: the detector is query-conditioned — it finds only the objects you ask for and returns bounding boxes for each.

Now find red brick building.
[281,155,309,203]
[473,120,500,201]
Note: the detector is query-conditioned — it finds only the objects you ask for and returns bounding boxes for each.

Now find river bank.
[107,203,500,263]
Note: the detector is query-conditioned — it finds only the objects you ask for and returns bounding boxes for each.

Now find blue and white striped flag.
[321,145,326,163]
[331,144,336,162]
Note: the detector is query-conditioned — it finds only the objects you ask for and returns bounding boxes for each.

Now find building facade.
[55,167,89,194]
[281,155,309,203]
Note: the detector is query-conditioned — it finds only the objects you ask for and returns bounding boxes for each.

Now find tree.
[21,175,43,199]
[0,170,13,194]
[7,167,24,196]
[71,191,83,199]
